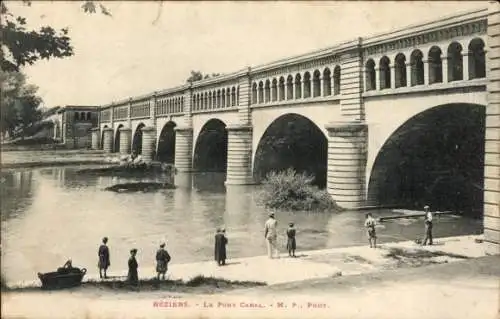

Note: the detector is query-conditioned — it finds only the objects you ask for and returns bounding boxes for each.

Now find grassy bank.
[2,275,266,294]
[257,168,341,211]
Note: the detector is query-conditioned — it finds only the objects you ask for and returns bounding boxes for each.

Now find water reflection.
[0,166,482,285]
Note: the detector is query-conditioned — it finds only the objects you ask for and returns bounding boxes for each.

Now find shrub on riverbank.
[257,168,341,211]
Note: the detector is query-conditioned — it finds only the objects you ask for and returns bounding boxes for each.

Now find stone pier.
[174,127,193,172]
[325,122,367,209]
[90,128,100,150]
[140,126,156,162]
[102,128,114,153]
[484,1,500,255]
[119,127,132,155]
[225,125,254,185]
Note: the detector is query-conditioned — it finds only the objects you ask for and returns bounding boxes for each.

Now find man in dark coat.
[128,248,139,286]
[214,228,228,266]
[98,237,110,279]
[156,243,171,280]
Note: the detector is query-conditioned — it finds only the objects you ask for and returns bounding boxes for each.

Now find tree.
[186,70,222,83]
[0,70,42,139]
[0,1,111,72]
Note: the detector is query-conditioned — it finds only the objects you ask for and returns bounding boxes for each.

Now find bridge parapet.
[363,9,487,94]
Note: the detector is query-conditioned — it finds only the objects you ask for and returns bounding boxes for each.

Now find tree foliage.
[0,1,111,72]
[186,70,222,84]
[0,70,43,138]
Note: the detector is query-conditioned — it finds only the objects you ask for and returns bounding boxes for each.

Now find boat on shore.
[37,261,87,290]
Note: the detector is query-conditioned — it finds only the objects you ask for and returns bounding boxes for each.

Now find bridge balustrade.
[191,84,239,112]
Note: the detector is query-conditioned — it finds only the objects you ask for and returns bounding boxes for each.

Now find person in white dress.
[264,213,279,258]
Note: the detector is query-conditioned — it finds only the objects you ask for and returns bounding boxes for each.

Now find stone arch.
[86,112,91,121]
[410,49,425,86]
[132,123,146,155]
[468,38,486,79]
[193,118,228,172]
[394,53,407,88]
[157,121,177,163]
[365,59,376,91]
[253,113,328,187]
[379,56,391,89]
[367,103,485,215]
[221,88,226,107]
[114,124,124,153]
[428,46,443,84]
[447,41,463,82]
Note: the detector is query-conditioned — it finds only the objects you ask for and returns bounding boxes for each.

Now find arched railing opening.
[323,68,331,96]
[365,59,376,91]
[468,38,486,79]
[379,56,391,90]
[395,53,407,88]
[303,72,311,98]
[428,46,443,84]
[448,42,463,82]
[295,74,302,99]
[333,66,341,95]
[410,50,425,86]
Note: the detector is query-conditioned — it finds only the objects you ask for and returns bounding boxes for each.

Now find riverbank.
[2,236,497,319]
[1,149,109,169]
[4,234,488,290]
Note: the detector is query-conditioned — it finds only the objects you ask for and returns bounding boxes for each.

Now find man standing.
[214,228,228,266]
[264,213,279,259]
[364,213,377,248]
[156,243,171,280]
[98,237,110,279]
[422,205,433,246]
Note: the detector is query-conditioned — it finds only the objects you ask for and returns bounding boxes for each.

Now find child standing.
[286,223,297,257]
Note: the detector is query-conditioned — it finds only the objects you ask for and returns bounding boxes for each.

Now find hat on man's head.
[424,205,430,209]
[130,248,138,253]
[160,243,165,248]
[102,237,108,242]
[269,213,275,217]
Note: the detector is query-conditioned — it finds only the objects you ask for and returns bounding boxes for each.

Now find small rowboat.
[37,261,87,289]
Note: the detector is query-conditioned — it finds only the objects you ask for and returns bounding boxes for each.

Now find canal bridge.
[92,6,499,254]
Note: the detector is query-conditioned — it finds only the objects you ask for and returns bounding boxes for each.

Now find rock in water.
[104,182,176,193]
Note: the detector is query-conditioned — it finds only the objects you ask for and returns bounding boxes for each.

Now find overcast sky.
[7,1,487,107]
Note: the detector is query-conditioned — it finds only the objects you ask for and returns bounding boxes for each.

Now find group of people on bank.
[95,206,434,284]
[364,205,434,248]
[97,237,171,285]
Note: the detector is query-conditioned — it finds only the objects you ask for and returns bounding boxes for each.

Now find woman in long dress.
[127,248,138,285]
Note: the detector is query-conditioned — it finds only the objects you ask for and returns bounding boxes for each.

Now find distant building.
[54,106,99,148]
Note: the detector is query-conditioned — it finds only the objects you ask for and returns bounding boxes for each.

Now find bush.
[257,168,341,212]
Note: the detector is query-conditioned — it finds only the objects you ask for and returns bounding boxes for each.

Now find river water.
[0,166,483,285]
